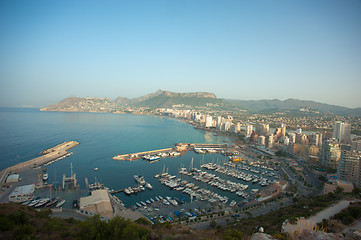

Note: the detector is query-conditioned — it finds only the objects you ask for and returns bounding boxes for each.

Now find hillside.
[224,98,361,116]
[41,90,361,116]
[41,90,222,112]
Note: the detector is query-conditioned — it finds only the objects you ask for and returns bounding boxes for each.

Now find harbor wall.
[7,141,79,172]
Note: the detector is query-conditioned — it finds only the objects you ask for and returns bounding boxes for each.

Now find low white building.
[80,189,113,218]
[6,174,20,183]
[9,184,35,203]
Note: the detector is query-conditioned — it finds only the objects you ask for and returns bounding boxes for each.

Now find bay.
[0,107,238,206]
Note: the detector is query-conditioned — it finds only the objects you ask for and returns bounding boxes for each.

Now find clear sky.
[0,0,360,108]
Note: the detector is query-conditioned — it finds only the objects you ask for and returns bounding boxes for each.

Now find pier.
[113,147,174,161]
[112,143,229,161]
[7,141,79,172]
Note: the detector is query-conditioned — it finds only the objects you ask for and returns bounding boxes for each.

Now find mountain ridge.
[40,90,361,116]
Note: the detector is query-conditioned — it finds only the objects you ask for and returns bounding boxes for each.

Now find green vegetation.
[332,202,361,225]
[2,189,360,239]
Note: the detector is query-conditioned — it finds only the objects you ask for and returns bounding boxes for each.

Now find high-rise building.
[205,115,213,128]
[321,138,341,169]
[283,136,290,145]
[352,140,361,151]
[288,133,296,143]
[258,135,266,145]
[250,132,258,142]
[257,124,270,136]
[309,132,323,147]
[295,133,308,145]
[222,121,231,131]
[333,121,351,144]
[281,123,286,137]
[246,124,253,138]
[216,116,223,130]
[267,135,274,148]
[337,150,361,186]
[234,122,241,133]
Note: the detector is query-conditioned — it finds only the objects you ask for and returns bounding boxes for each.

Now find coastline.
[0,141,79,203]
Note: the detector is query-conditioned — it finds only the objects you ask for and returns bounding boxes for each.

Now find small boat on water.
[145,183,153,190]
[162,199,170,205]
[140,201,147,206]
[136,202,142,207]
[35,198,50,208]
[28,198,40,207]
[150,198,155,203]
[148,156,161,161]
[134,175,146,185]
[94,168,98,171]
[146,200,151,204]
[166,196,178,206]
[155,196,160,201]
[43,169,48,181]
[46,197,60,207]
[55,199,66,208]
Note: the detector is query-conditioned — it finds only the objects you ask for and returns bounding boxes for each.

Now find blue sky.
[0,0,360,108]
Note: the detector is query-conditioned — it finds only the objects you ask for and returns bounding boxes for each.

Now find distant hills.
[227,98,361,116]
[41,90,361,116]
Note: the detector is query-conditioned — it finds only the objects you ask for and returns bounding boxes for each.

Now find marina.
[0,110,282,223]
[113,148,174,161]
[112,143,228,162]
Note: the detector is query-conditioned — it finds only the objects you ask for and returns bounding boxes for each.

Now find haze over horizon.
[1,1,360,108]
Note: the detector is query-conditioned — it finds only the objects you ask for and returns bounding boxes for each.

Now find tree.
[223,229,244,240]
[352,187,361,195]
[335,186,344,194]
[210,220,217,228]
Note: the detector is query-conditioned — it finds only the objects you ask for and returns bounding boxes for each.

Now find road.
[276,156,319,196]
[283,200,354,234]
[188,197,293,229]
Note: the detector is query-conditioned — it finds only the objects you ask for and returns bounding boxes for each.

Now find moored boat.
[55,199,66,208]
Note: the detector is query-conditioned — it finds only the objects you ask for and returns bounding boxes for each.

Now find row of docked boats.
[43,152,73,167]
[143,151,181,162]
[180,167,249,193]
[124,185,145,195]
[123,175,153,195]
[156,172,231,204]
[134,175,153,189]
[194,148,218,154]
[134,195,180,208]
[202,162,274,187]
[23,197,66,208]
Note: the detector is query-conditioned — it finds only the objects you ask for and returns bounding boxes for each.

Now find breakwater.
[112,143,228,161]
[7,141,79,172]
[113,148,174,161]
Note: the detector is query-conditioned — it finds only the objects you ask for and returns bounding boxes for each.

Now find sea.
[0,107,278,207]
[0,108,227,204]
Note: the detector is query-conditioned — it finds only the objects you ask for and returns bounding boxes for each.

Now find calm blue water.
[1,107,246,206]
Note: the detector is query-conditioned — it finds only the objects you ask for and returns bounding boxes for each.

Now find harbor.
[4,141,79,173]
[112,143,228,161]
[0,137,286,225]
[0,141,79,207]
[0,113,286,224]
